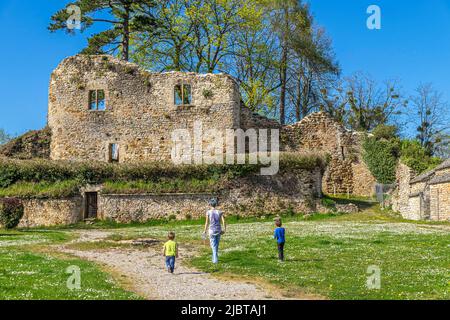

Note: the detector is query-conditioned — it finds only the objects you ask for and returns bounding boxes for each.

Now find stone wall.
[391,162,415,213]
[0,127,51,159]
[429,159,450,220]
[429,182,450,221]
[48,55,241,163]
[97,168,323,223]
[281,112,376,197]
[406,195,422,220]
[18,197,82,228]
[391,159,450,221]
[13,168,323,226]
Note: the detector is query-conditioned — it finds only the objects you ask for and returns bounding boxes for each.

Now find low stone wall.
[18,197,83,228]
[98,191,319,223]
[99,169,323,223]
[99,193,211,222]
[13,168,323,226]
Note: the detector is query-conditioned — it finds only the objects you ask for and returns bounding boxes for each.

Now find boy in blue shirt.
[273,218,285,261]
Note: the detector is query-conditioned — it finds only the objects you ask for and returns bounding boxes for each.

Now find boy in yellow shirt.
[163,231,178,273]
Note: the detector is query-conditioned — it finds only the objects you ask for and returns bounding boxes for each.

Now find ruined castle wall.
[18,197,82,228]
[239,106,281,131]
[13,168,323,227]
[391,162,414,213]
[281,112,376,197]
[98,168,322,223]
[48,55,241,163]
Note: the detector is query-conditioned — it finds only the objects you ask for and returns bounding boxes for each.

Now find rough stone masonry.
[47,54,376,196]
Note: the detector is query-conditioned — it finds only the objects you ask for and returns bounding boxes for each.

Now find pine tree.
[49,0,159,61]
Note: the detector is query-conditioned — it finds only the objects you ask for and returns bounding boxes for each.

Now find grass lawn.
[0,200,449,300]
[0,230,140,300]
[99,204,450,300]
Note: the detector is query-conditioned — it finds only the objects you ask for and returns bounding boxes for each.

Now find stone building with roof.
[392,159,450,221]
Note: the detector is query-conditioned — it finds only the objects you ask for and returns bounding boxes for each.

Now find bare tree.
[411,83,450,156]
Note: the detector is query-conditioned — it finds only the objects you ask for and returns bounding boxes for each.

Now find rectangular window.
[109,143,119,162]
[174,84,192,105]
[89,90,106,110]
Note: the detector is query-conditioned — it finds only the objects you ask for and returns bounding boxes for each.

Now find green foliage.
[0,181,80,199]
[363,136,399,184]
[0,198,24,229]
[102,178,221,194]
[0,154,325,198]
[0,247,141,299]
[49,0,159,61]
[400,140,442,174]
[372,124,399,141]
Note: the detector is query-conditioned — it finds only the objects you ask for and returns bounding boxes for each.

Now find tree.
[0,129,11,145]
[132,0,195,71]
[49,0,159,61]
[410,84,449,156]
[287,26,339,121]
[226,1,279,114]
[252,0,338,124]
[400,140,442,174]
[362,124,401,184]
[346,73,406,131]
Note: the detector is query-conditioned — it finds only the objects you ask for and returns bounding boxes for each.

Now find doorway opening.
[85,192,98,219]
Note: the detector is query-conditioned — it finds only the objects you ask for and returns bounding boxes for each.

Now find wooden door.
[85,192,98,219]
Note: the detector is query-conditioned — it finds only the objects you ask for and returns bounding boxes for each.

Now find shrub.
[400,140,442,174]
[372,124,399,141]
[362,137,398,184]
[0,198,24,229]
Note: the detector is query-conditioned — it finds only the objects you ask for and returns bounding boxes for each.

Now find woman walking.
[203,198,226,264]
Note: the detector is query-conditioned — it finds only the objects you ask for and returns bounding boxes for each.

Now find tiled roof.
[434,159,450,171]
[429,173,450,185]
[410,170,435,184]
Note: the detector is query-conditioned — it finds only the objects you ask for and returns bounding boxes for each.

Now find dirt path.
[57,230,287,300]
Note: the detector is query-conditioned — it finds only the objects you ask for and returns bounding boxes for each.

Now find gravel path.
[58,230,284,300]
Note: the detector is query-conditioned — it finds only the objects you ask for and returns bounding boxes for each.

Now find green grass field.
[0,200,449,300]
[0,230,140,300]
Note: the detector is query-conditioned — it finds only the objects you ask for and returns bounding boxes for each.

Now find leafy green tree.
[49,0,159,61]
[363,136,399,184]
[400,140,442,174]
[362,124,401,184]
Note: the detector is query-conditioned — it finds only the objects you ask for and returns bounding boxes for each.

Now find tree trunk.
[279,5,290,125]
[295,75,301,122]
[280,47,287,125]
[122,5,130,61]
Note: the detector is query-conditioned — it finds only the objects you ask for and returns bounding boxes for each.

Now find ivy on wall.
[362,136,398,184]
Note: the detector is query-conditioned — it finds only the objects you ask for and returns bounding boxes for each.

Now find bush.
[0,153,326,198]
[372,125,399,141]
[363,137,398,184]
[400,140,442,174]
[0,198,24,229]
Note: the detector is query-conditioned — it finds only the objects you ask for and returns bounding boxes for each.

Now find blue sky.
[0,0,449,136]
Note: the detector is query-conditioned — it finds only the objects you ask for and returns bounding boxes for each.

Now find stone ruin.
[43,54,376,196]
[0,54,383,227]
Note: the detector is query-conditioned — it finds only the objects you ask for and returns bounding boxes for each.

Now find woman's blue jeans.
[209,234,221,264]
